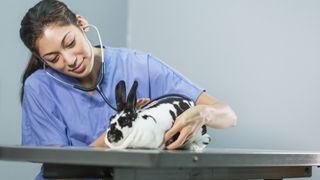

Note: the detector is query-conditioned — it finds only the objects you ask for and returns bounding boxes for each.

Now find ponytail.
[20,55,43,103]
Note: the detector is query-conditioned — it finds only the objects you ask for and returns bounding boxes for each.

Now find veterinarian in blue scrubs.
[20,0,237,151]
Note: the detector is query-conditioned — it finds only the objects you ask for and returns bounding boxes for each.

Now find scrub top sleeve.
[147,54,205,102]
[22,85,68,146]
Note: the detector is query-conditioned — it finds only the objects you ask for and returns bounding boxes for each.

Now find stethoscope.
[32,24,117,111]
[35,24,193,112]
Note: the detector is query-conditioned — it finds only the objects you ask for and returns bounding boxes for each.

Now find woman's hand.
[164,92,237,150]
[164,105,208,150]
[136,98,150,110]
[90,132,108,148]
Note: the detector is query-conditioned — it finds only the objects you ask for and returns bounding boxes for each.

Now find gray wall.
[0,0,128,179]
[2,0,320,179]
[128,0,320,179]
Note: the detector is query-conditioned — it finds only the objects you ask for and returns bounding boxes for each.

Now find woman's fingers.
[136,98,150,110]
[166,126,193,150]
[164,119,185,142]
[164,108,203,144]
[164,114,206,150]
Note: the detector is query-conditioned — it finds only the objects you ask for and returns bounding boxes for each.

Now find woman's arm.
[90,132,109,147]
[196,92,237,129]
[164,92,237,150]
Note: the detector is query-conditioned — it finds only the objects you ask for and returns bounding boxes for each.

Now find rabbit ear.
[115,80,126,112]
[126,80,138,112]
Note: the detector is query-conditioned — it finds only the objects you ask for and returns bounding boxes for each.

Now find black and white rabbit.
[105,80,211,151]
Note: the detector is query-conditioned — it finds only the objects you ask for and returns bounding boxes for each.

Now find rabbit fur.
[105,80,211,151]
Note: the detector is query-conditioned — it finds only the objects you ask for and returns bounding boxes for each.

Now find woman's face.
[36,23,94,79]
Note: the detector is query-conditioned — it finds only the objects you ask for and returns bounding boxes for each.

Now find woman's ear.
[76,15,89,32]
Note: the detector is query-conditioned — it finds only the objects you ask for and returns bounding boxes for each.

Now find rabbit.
[104,80,211,151]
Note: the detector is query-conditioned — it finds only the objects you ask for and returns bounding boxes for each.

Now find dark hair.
[19,0,78,103]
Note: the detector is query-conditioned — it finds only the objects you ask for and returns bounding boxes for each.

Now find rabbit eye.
[118,116,133,128]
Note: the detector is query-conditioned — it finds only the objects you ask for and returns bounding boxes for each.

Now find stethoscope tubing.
[38,24,192,113]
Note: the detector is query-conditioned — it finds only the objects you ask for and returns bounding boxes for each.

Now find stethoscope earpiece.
[80,24,90,33]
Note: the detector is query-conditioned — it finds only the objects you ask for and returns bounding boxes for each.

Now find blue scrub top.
[22,47,204,147]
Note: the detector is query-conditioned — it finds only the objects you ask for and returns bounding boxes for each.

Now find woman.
[20,0,237,151]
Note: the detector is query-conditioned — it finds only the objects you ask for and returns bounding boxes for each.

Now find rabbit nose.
[108,134,116,142]
[107,128,123,143]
